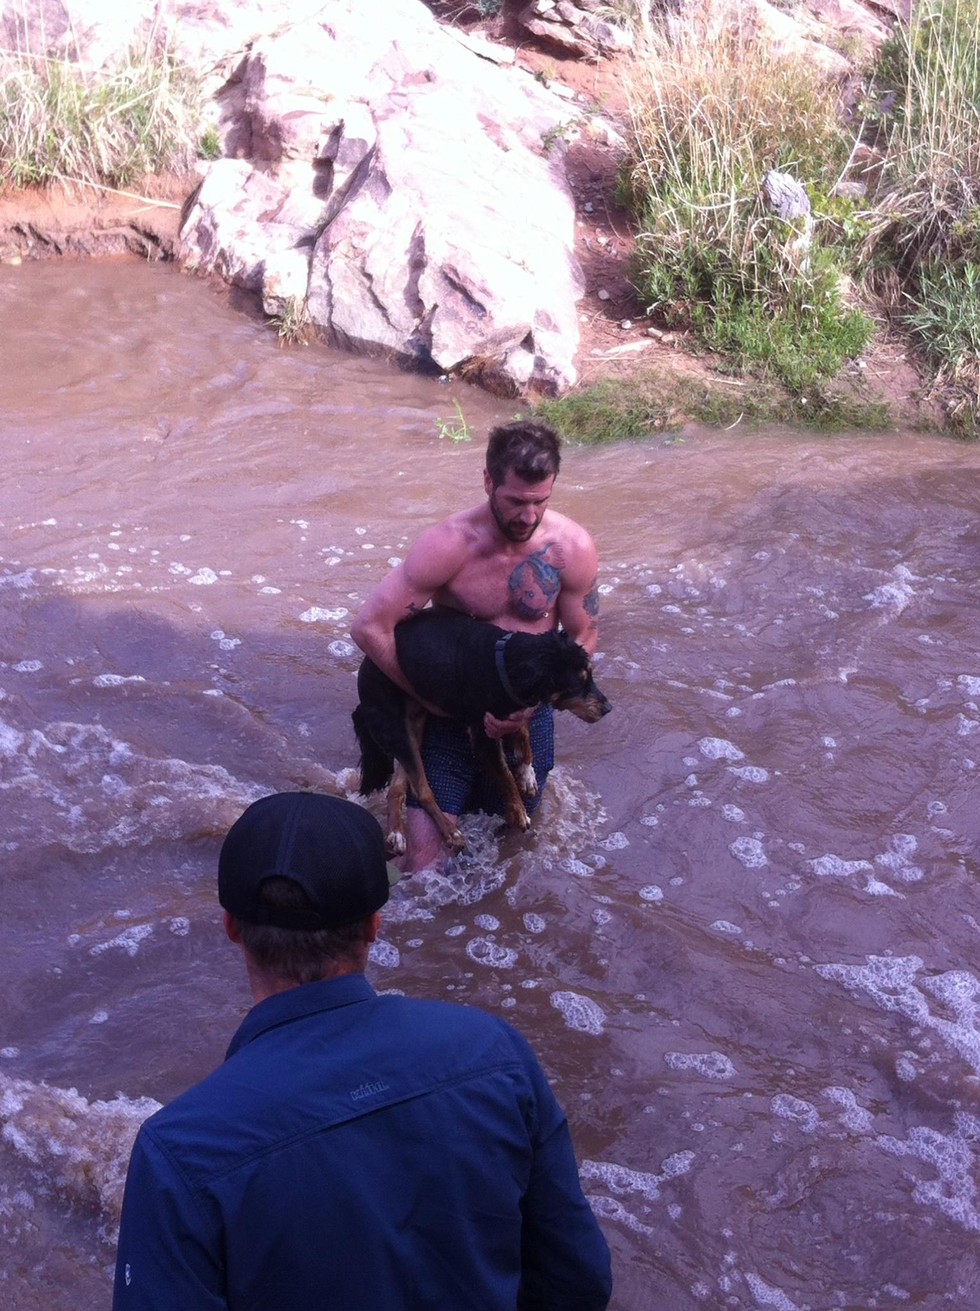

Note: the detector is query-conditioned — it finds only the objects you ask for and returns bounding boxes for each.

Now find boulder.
[180,0,585,394]
[517,0,634,58]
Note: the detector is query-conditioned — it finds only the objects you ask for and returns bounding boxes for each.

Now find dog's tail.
[352,704,395,794]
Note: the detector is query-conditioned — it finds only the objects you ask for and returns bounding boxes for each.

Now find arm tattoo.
[583,578,600,617]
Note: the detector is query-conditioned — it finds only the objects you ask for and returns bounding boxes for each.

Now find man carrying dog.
[352,418,599,871]
[113,791,612,1310]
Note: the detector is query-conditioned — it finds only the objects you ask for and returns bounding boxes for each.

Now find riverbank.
[0,19,941,437]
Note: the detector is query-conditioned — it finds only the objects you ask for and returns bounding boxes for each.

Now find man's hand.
[483,706,537,740]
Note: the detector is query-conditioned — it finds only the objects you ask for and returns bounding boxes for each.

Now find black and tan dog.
[353,608,611,858]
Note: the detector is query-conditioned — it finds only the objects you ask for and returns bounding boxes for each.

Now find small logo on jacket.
[350,1079,391,1102]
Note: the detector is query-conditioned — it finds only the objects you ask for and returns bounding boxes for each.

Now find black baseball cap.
[218,792,400,929]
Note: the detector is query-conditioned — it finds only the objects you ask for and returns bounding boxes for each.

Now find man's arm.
[516,1041,612,1310]
[351,520,464,700]
[555,525,600,655]
[113,1130,226,1311]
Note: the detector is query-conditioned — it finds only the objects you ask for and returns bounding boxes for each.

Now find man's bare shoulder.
[412,505,485,556]
[545,507,594,546]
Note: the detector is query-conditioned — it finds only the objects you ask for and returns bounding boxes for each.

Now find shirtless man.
[351,418,599,872]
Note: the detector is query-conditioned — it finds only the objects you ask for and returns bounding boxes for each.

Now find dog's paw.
[444,827,466,855]
[515,762,538,799]
[504,802,531,832]
[385,831,407,858]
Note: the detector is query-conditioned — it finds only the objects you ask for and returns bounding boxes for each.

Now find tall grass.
[622,0,980,431]
[860,0,980,432]
[623,0,873,393]
[0,44,205,191]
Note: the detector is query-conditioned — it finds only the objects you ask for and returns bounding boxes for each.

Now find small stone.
[597,288,610,301]
[620,319,632,330]
[584,201,594,213]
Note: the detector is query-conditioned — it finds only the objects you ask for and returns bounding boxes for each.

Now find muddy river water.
[1,259,979,1310]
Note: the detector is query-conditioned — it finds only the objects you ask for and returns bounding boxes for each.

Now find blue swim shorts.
[407,704,555,819]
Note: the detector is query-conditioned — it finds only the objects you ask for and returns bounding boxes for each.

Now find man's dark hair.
[235,877,370,985]
[485,419,562,488]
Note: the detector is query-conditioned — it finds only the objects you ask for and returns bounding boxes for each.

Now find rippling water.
[2,260,979,1310]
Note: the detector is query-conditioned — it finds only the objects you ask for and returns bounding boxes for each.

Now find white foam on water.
[729,836,768,868]
[721,804,746,822]
[771,1093,819,1133]
[523,913,546,934]
[728,765,770,783]
[587,1193,654,1235]
[815,955,980,1075]
[188,568,218,586]
[465,938,518,969]
[698,737,744,762]
[474,914,499,931]
[665,1051,735,1081]
[808,853,873,879]
[744,1273,802,1310]
[580,1147,695,1234]
[93,673,147,687]
[550,990,607,1035]
[958,675,980,697]
[711,920,742,935]
[639,885,664,903]
[0,1073,160,1232]
[821,1086,875,1134]
[865,566,917,613]
[600,831,629,850]
[299,606,349,623]
[1,713,269,854]
[368,940,400,969]
[328,640,356,658]
[89,924,154,958]
[209,630,242,652]
[0,568,40,591]
[877,1111,980,1233]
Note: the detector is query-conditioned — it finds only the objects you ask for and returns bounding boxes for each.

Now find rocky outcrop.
[180,0,585,394]
[516,0,634,58]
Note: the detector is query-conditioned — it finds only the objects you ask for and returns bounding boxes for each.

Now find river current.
[2,259,979,1310]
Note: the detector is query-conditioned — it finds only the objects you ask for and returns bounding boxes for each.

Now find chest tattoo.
[508,542,566,620]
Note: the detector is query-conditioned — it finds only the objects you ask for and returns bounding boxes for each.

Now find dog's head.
[548,632,612,723]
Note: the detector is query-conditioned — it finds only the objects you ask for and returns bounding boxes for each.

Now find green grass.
[857,0,980,433]
[534,371,894,443]
[615,0,980,435]
[435,399,472,443]
[622,1,872,397]
[0,46,205,190]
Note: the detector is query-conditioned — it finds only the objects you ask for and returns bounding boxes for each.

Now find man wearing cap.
[113,791,612,1311]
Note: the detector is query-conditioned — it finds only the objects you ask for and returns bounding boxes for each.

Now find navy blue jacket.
[113,974,611,1310]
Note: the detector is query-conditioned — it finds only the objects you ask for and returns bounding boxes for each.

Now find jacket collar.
[225,973,376,1060]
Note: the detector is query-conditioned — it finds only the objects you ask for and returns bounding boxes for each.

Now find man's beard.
[491,493,539,543]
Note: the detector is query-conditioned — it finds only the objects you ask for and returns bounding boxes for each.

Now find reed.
[622,0,872,392]
[0,40,204,190]
[860,0,980,433]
